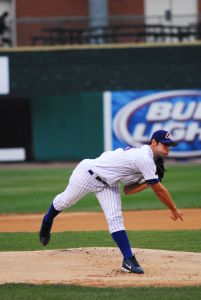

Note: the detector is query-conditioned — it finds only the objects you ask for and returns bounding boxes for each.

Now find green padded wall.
[31,93,103,160]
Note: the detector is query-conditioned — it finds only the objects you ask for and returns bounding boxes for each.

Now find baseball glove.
[154,157,166,182]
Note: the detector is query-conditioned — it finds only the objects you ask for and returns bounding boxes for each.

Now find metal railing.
[30,23,201,46]
[0,14,201,47]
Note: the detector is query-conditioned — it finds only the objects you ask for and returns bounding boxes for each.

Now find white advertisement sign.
[0,56,9,94]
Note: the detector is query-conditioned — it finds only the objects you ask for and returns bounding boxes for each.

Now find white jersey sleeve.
[133,147,159,182]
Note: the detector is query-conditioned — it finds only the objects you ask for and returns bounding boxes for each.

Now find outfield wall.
[1,43,201,96]
[0,43,200,161]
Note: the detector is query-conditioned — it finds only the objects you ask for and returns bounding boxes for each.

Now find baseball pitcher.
[39,130,183,274]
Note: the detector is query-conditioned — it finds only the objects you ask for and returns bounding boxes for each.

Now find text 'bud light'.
[111,90,201,158]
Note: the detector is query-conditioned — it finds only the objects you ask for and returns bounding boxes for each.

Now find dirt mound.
[1,247,201,287]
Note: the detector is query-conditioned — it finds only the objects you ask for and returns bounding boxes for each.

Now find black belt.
[88,170,107,185]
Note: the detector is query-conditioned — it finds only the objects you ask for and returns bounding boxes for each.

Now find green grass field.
[0,230,201,252]
[0,164,201,299]
[1,284,201,300]
[0,164,201,213]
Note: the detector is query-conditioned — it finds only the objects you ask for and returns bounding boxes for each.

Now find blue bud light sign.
[103,90,201,158]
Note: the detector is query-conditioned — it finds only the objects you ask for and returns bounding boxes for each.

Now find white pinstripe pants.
[53,160,125,233]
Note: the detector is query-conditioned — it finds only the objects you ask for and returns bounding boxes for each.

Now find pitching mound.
[1,247,201,287]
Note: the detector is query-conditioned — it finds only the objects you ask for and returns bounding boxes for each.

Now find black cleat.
[39,218,53,246]
[122,255,144,274]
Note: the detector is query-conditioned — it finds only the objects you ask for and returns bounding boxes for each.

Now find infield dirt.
[0,208,201,232]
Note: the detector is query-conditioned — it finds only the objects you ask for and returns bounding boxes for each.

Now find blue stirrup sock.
[111,230,133,259]
[43,203,60,224]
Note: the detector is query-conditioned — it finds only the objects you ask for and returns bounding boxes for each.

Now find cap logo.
[165,132,170,139]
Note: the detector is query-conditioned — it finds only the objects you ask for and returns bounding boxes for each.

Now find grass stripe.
[0,284,201,300]
[0,230,201,252]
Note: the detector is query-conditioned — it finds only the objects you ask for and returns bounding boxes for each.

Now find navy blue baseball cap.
[150,130,177,146]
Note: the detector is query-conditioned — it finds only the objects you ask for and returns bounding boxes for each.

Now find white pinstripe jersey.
[88,145,158,186]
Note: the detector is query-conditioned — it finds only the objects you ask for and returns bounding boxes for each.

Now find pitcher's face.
[156,142,170,157]
[151,139,170,158]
